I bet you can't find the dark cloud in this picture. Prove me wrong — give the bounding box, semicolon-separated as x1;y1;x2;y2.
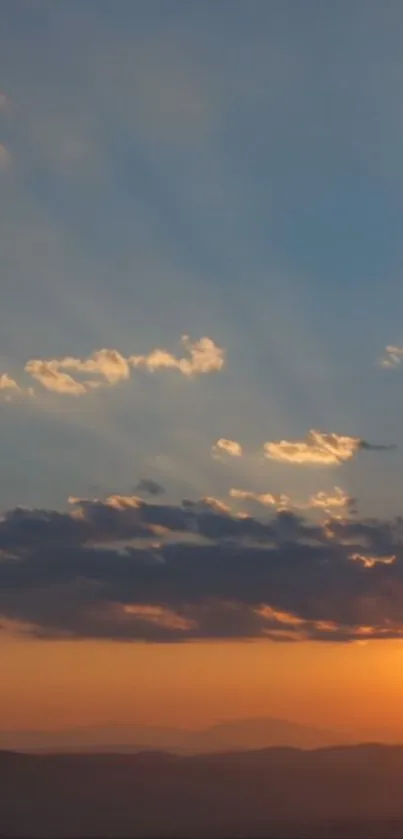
0;495;403;643
135;478;165;496
359;441;397;452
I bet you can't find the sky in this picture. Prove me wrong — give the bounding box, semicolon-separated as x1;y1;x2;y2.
2;0;403;740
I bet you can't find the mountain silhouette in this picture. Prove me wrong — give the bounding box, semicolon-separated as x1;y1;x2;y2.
0;716;351;753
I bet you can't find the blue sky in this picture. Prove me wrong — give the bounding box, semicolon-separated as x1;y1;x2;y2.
1;0;403;522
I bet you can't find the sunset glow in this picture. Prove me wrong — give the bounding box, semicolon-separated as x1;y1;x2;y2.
2;1;403;760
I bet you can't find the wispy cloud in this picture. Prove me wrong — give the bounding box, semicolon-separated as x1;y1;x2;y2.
0;373;20;394
264;429;395;466
0;374;32;403
212;438;243;459
380;345;403;368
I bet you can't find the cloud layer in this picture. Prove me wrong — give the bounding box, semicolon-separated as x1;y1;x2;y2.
1;492;403;643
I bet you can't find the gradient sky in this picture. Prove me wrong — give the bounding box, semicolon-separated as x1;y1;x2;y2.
2;0;403;739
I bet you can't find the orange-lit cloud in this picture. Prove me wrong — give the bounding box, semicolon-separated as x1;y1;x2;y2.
230;486;354;517
212;438;243;458
183;496;232;515
309;487;350;510
230;488;290;509
264;429;394;466
123;605;197;632
264;430;361;465
0;374;21;396
350;553;396;569
256;605;306;627
57;349;131;384
0;374;34;403
130;335;224;376
21;335;224;396
25;360;87;395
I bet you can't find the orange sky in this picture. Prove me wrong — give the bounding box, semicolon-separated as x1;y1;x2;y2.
2;631;403;741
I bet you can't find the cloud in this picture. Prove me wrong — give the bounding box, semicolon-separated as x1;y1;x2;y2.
135;479;165;496
0;374;21;398
380;345;403;368
307;487;356;516
24;360;87;395
212;438;243;458
230;488;290;510
182;496;232;515
22;335;224;396
264;429;395;466
230;486;355;517
359;440;397;452
0;374;33;403
129;336;224;376
1;492;403;642
350;553;396;569
57;349;131;384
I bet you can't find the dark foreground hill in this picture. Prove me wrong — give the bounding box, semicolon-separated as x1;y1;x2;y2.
1;744;403;837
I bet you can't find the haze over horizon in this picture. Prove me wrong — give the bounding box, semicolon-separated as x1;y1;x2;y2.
0;714;355;754
3;0;403;751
